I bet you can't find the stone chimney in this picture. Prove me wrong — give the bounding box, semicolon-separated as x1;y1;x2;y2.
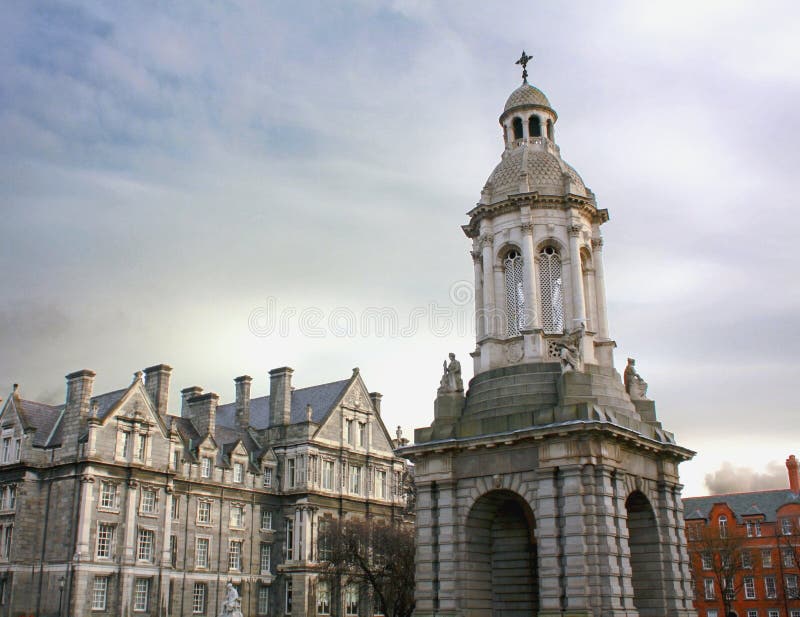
181;386;203;417
66;369;96;419
787;455;800;494
187;392;218;437
235;375;252;429
269;367;293;426
369;392;383;415
143;364;172;416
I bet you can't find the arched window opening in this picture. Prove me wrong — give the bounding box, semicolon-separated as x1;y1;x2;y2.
528;115;541;137
538;246;563;334
719;515;728;538
512;117;524;140
546;119;554;140
626;491;666;617
504;250;525;336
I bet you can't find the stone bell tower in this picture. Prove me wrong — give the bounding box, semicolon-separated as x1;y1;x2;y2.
402;54;697;617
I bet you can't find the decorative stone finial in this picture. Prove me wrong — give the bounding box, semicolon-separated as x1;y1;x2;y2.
133;371;143;383
12;384;18;394
396;425;403;440
306;404;313;422
516;50;533;82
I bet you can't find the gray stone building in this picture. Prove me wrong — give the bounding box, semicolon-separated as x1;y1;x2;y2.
0;363;408;616
401;60;698;617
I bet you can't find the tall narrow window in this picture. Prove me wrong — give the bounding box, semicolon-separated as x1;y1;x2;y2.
504;250;525;336
718;515;728;538
546;119;554;140
229;540;243;570
512;117;523;140
538;246;564;333
529;115;541;137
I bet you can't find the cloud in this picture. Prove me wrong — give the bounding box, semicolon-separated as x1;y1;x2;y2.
705;461;789;494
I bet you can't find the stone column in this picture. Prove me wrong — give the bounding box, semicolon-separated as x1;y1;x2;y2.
493;264;507;337
294;508;302;561
657;482;697;617
592;466;627;616
480;234;496;337
414;481;436;616
560;464;592;616
520;222;538;329
471;250;485;340
611;472;637;612
435;480;459;617
161;488;173;566
568;224;587;330
74;474;95;560
591;238;610;338
123;480;138;564
534;468;564;617
584;263;597;333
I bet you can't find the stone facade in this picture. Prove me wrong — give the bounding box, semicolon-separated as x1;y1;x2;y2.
0;364;409;617
401;71;698;617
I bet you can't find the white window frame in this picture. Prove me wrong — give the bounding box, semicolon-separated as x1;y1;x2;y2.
768;611;779;617
701;552;712;570
718;514;728;538
783;518;794;535
229;540;243;571
134;578;150;612
230;504;244;528
135;433;147;462
233;462;244;483
345;584;358;616
317;580;330;615
350;465;361;495
765;576;777;598
99;481;117;510
742;550;752;568
747;611;758;617
92;576;109;610
192;582;206;615
197;501;212;524
261;508;273;530
260;542;271;574
786;574;799;598
704;578;715;600
744;576;756;599
195;536;210;569
357;422;366;447
258;585;269;615
322;460;334;490
96;522;114;559
137;528;154;562
140;488;157;514
263;468;273;488
201;457;212;478
762;549;773;568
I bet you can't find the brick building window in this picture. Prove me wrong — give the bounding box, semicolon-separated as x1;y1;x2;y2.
744;576;756;599
746;520;762;537
765;576;777;598
704;578;715;600
747;611;758;617
99;482;117;509
96;523;114;558
195;537;210;569
134;578;150;612
92;576;109;610
763;549;773;568
783;519;794;535
229;540;242;570
786;575;799;599
742;550;753;568
767;611;779;617
192;583;207;614
784;548;795;568
701;552;712;570
707;610;718;617
137;529;154;562
718;515;728;538
260;542;271;573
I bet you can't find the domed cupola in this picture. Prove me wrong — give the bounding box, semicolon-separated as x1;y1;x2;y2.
481;54;590;205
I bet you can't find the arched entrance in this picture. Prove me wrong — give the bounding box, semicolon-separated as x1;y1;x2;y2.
465;490;538;616
625;491;665;617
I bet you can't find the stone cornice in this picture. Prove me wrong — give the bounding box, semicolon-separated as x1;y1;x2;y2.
399;419;695;463
463;192;609;238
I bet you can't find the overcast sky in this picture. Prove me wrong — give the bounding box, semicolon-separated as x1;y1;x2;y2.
2;1;798;497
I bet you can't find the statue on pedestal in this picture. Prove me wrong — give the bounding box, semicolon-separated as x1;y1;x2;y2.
219;583;244;617
624;357;649;400
438;353;463;393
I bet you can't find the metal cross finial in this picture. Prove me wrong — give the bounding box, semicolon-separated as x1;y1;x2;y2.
516;50;533;82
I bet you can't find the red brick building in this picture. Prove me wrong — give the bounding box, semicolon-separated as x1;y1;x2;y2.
684;457;800;617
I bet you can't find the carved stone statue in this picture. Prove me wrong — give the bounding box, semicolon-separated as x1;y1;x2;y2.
624;357;649;400
554;324;584;373
219;583;243;617
438;353;464;393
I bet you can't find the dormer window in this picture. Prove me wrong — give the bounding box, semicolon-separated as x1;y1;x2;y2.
512;117;523;140
529;115;541;137
233;462;244;483
201;457;212;478
718;514;728;538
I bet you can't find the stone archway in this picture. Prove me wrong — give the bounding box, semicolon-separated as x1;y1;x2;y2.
625;490;665;617
465;490;538;616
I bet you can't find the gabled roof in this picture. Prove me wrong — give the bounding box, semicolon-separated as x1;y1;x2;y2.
683;489;800;523
91;389;127;420
7;397;64;447
215;379;350;431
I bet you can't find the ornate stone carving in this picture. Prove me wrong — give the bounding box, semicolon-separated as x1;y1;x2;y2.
479;233;494;249
470;250;482;263
624;357;649;400
520;222;533;235
506;341;524;363
438;353;464;393
591;237;604;250
568;224;582;237
552;324;585;373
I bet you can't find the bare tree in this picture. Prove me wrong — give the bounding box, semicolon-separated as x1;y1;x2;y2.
318;517;415;617
689;524;747;617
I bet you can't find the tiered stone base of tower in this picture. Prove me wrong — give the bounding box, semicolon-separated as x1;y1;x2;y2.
405;363;696;617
